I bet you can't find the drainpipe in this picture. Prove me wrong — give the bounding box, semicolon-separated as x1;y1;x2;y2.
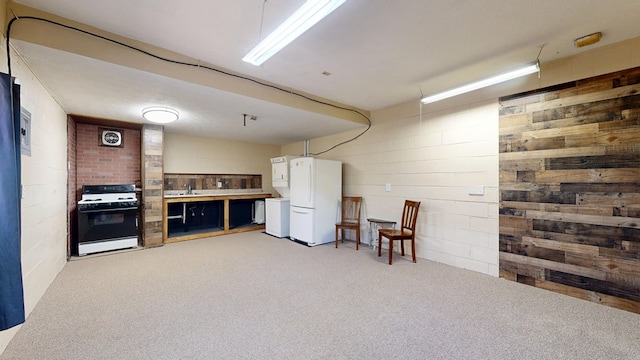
303;139;310;157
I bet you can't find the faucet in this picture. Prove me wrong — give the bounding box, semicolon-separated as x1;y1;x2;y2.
184;184;192;195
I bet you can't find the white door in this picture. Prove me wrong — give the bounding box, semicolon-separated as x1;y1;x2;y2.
290;206;314;244
290;158;315;208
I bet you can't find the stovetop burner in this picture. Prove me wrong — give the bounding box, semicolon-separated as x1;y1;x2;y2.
78;184;138;212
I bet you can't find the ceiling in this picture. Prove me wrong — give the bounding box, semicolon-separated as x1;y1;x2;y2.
7;0;640;145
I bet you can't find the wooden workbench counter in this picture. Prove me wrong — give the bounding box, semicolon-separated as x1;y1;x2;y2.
163;193;272;243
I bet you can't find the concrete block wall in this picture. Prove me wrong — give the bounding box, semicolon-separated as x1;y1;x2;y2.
282;36;640;277
416;102;499;275
0;34;68;352
283;100;500;275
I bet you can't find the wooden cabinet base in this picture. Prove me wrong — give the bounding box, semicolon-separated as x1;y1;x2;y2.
163;193;271;243
164;224;265;243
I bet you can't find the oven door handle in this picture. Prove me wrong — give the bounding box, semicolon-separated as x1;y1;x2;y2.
78;206;139;213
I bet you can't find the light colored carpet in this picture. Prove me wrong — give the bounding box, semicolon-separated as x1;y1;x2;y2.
1;231;639;359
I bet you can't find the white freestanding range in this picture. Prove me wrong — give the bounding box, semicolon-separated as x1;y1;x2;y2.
265;156;295;237
289;157;342;246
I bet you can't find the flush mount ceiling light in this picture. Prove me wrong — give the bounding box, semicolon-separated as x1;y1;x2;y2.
242;0;347;66
574;32;602;48
421;61;540;104
142;106;179;123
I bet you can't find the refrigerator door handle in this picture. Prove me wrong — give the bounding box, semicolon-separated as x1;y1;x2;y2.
308;164;312;203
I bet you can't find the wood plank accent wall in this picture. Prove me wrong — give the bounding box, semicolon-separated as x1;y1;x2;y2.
499;67;640;314
141;124;164;247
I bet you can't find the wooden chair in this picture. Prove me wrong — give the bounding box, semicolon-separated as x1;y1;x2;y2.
335;196;363;250
378;200;421;265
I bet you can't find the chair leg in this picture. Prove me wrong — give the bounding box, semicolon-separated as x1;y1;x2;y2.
378;233;382;257
389;239;393;265
355;228;360;250
335;227;338;248
400;239;405;256
411;237;416;263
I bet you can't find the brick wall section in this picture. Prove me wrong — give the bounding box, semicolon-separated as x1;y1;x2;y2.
75;123;141;197
67;116;77;257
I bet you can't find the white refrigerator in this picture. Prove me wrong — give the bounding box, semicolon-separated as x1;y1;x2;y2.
289;157;342;246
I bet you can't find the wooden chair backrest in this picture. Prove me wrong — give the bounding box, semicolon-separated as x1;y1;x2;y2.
400;200;421;232
341;196;362;224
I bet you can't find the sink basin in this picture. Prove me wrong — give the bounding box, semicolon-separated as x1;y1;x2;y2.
164;192;205;198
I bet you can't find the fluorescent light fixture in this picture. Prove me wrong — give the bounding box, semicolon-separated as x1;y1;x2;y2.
421;61;540;104
242;0;347;66
142;106;179;123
